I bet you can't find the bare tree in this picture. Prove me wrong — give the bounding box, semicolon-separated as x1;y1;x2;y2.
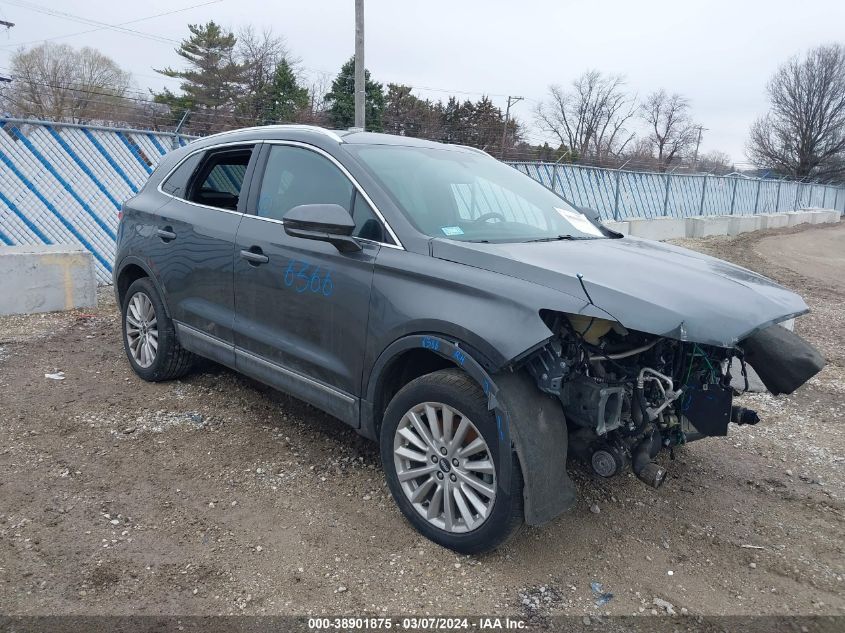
298;72;332;125
535;71;637;162
0;42;131;122
235;26;294;123
620;137;661;171
747;44;845;182
696;150;734;175
639;89;698;170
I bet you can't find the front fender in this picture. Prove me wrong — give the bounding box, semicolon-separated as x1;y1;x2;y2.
365;334;575;526
364;248;610;379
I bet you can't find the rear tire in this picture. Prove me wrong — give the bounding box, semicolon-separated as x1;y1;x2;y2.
121;277;194;382
381;368;523;554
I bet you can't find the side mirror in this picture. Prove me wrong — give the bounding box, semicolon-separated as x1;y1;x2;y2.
282;204;361;252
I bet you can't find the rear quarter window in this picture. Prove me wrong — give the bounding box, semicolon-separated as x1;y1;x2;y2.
160;152;203;198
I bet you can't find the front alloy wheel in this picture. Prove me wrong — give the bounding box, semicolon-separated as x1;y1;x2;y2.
381;369;524;554
394;402;496;533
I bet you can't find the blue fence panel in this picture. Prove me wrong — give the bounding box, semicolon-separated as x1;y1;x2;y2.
0;119;182;282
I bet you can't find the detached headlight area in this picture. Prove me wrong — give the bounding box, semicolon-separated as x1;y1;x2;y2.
518;310;816;488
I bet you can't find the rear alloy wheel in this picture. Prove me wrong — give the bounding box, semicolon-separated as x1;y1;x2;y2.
381;369;523;554
125;292;158;368
121;277;194;382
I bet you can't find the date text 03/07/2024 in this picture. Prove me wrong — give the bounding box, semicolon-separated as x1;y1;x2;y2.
306;616;527;630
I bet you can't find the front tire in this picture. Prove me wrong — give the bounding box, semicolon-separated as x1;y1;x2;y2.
121;277;194;382
381;369;523;554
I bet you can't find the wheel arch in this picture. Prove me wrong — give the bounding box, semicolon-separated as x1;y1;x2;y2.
114;257;170;317
363;333;576;526
362;333;500;442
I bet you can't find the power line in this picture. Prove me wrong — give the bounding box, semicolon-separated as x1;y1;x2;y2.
0;0;224;47
0;62;738;173
0;73;538;134
0;2;540;118
0;14;11;81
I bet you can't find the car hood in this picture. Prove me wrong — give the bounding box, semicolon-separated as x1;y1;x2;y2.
430;236;808;348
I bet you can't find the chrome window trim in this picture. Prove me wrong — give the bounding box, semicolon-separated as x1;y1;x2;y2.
259;140;404;250
156;140;261;217
155;138;404;250
237;212;399;250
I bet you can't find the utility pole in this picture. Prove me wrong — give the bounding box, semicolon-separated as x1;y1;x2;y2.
499;95;523;158
0;20;13;83
692;125;707;166
353;0;365;130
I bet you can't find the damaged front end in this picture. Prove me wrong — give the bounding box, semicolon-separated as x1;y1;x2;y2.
522;311;825;488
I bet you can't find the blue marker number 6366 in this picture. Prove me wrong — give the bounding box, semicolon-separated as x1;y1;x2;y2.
284;259;333;296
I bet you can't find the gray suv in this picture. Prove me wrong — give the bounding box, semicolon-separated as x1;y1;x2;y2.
114;125;823;553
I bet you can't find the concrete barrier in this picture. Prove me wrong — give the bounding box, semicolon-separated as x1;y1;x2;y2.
627;217;687;240
603;220;630;235
0;245;97;316
805;210;829;224
727;215;762;236
612;207;839;242
686;216;730;238
798;207;839;223
785;211;813;226
758;213;789;230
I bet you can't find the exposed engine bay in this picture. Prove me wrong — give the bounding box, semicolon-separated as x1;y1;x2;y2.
523;311;825;488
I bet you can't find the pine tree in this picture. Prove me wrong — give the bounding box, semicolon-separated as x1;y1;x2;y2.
265;59;309;124
382;84;439;138
153;22;244;132
472;96;507;151
324;57;385;131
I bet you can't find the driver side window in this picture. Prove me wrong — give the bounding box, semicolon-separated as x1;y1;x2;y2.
257;146;354;221
256;145;391;243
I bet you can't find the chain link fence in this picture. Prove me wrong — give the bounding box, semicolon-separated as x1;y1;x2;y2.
1;118;843;282
511;162;845;221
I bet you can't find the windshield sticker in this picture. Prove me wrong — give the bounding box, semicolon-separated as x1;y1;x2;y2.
555;207;603;237
441;226;464;236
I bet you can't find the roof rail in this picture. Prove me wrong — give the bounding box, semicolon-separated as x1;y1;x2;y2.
200;124;344;143
457;144;491;157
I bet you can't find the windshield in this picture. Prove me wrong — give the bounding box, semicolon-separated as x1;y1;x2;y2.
345;144;606;242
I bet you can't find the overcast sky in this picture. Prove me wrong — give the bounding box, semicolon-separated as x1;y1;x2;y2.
1;0;843;164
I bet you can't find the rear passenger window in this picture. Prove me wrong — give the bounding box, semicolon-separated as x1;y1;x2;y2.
257;145;354;221
187;147;253;211
160;152;202;198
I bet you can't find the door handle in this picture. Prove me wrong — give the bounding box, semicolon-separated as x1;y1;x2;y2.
240;248;269;265
156;227;176;242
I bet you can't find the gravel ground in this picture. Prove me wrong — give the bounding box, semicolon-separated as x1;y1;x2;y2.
0;222;843;619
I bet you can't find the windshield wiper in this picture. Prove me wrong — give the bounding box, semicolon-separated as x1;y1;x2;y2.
523;234;588;243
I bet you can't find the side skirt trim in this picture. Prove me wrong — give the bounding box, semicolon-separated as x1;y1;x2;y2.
175;321;235;367
175;321;359;428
